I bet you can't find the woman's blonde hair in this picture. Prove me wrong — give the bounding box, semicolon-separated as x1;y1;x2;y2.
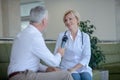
63;9;80;25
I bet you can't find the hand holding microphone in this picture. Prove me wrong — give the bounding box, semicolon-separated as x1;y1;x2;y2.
57;34;68;56
57;48;65;56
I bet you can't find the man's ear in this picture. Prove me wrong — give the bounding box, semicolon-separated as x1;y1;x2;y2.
41;18;46;25
42;17;48;27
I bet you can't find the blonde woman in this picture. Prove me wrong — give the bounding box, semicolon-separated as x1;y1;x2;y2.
54;9;92;80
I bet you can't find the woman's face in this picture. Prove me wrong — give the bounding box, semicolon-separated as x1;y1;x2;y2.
64;12;78;30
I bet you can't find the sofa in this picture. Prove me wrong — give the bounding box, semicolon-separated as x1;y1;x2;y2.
98;43;120;80
0;41;120;80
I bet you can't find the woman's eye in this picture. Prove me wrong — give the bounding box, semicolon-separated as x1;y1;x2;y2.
64;19;67;22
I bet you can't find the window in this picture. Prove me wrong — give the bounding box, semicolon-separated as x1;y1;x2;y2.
20;1;44;30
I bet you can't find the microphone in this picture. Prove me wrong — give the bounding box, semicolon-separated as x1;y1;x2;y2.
61;35;68;48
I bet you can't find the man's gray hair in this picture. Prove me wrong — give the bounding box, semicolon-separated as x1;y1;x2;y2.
30;6;48;23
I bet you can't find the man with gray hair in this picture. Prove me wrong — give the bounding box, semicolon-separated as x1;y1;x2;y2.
8;6;73;80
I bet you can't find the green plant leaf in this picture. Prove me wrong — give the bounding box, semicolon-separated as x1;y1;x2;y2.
79;20;105;69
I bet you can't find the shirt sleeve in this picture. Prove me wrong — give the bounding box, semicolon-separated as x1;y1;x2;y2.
79;33;91;66
32;36;62;67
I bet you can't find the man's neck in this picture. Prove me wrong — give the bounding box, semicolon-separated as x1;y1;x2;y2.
31;23;43;32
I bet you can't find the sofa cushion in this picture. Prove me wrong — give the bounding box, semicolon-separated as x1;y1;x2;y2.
101;62;120;74
0;63;8;80
0;43;11;63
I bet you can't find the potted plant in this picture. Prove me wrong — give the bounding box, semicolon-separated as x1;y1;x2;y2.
79;20;105;69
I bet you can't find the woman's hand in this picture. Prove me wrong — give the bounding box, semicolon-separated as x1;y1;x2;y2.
67;63;83;72
67;68;75;72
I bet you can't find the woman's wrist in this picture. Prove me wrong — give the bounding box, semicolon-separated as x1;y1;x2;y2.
67;68;75;72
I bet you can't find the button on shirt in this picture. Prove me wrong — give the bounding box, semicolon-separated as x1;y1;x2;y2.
54;29;92;76
8;25;61;75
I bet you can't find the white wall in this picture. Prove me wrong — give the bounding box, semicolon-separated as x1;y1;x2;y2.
44;0;117;41
8;0;21;37
1;0;21;38
0;0;119;41
0;0;3;37
116;0;120;41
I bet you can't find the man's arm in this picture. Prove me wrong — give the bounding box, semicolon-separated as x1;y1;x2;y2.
32;36;64;67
